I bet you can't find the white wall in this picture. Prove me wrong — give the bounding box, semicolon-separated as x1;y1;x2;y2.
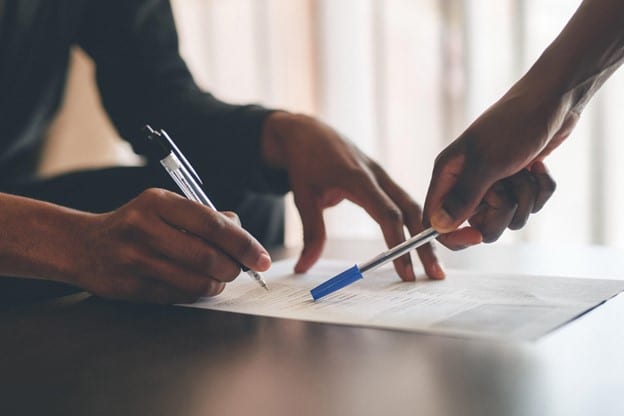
45;0;624;250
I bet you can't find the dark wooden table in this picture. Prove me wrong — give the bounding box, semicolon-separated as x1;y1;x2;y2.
1;240;623;416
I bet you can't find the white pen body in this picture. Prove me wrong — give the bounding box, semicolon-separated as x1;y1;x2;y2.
160;152;269;290
160;153;216;210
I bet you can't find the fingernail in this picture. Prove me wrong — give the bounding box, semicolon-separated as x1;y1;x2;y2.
431;262;445;280
430;208;454;232
257;253;271;270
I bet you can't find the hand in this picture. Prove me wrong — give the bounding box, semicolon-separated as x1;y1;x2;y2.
262;111;456;281
423;78;578;247
436;163;556;248
72;188;271;304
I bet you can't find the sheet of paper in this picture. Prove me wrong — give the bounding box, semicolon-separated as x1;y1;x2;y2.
182;259;624;340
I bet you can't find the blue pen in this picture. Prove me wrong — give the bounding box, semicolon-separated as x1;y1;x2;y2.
310;227;439;300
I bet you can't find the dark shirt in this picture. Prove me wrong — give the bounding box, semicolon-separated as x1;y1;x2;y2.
0;0;288;193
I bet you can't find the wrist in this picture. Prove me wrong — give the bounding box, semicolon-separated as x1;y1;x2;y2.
511;63;577;138
521;49;578;114
261;111;307;170
0;195;96;286
51;210;100;287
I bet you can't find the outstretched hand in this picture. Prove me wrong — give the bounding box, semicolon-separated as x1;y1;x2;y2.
423;80;578;247
262;111;474;281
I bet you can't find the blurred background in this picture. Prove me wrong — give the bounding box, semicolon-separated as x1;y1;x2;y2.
43;0;624;250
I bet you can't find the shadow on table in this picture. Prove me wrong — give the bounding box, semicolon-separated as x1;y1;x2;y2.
0;294;546;416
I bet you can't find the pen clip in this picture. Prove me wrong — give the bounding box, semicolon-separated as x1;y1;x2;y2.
159;128;204;186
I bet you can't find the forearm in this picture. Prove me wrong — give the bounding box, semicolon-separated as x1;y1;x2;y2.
523;0;624;113
0;193;90;285
81;0;287;194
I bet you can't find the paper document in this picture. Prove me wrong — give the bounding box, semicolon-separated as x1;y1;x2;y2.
183;259;624;340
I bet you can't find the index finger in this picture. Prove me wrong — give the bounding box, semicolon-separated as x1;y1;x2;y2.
152;190;271;272
342;173;416;281
370;163;445;280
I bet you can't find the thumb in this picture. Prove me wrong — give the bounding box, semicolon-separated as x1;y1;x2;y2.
293;189;326;274
424;152;495;233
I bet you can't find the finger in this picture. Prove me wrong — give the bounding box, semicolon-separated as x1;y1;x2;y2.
507;169;538;230
150;190;271;271
469;181;517;243
342;173;415;282
141;278;225;304
530;161;556;212
371;163;444;280
436;226;483;250
424;149;495;234
140;278;223;304
145;219;242;282
138;251;230;295
293;188;326;274
110;276;213;305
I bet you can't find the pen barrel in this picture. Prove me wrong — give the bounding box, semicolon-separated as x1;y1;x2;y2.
152;132;269;291
358;227;439;274
161;153;216;210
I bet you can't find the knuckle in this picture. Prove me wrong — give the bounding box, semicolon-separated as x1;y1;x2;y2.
433;147;454;168
221;211;240;224
511;171;537;195
347;167;372;186
407;200;423;215
118;208;149;238
524;170;539;192
367;160;386;178
542;176;557;193
403;202;423;225
222;211;241;226
123;207;143;226
201;211;225;239
383;206;404;225
489;187;517;210
141;187;168;202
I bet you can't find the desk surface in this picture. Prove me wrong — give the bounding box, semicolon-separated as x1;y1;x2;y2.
1;240;623;416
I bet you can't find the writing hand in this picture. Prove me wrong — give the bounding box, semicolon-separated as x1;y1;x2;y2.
74;188;271;303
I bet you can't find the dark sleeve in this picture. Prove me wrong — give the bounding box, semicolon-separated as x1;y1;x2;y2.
77;0;289;195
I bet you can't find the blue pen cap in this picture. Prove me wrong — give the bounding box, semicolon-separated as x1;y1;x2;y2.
310;265;363;301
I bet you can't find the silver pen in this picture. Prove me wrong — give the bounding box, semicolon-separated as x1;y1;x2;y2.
143;125;269;291
310;203;488;299
310;227;438;300
357;227;439;273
